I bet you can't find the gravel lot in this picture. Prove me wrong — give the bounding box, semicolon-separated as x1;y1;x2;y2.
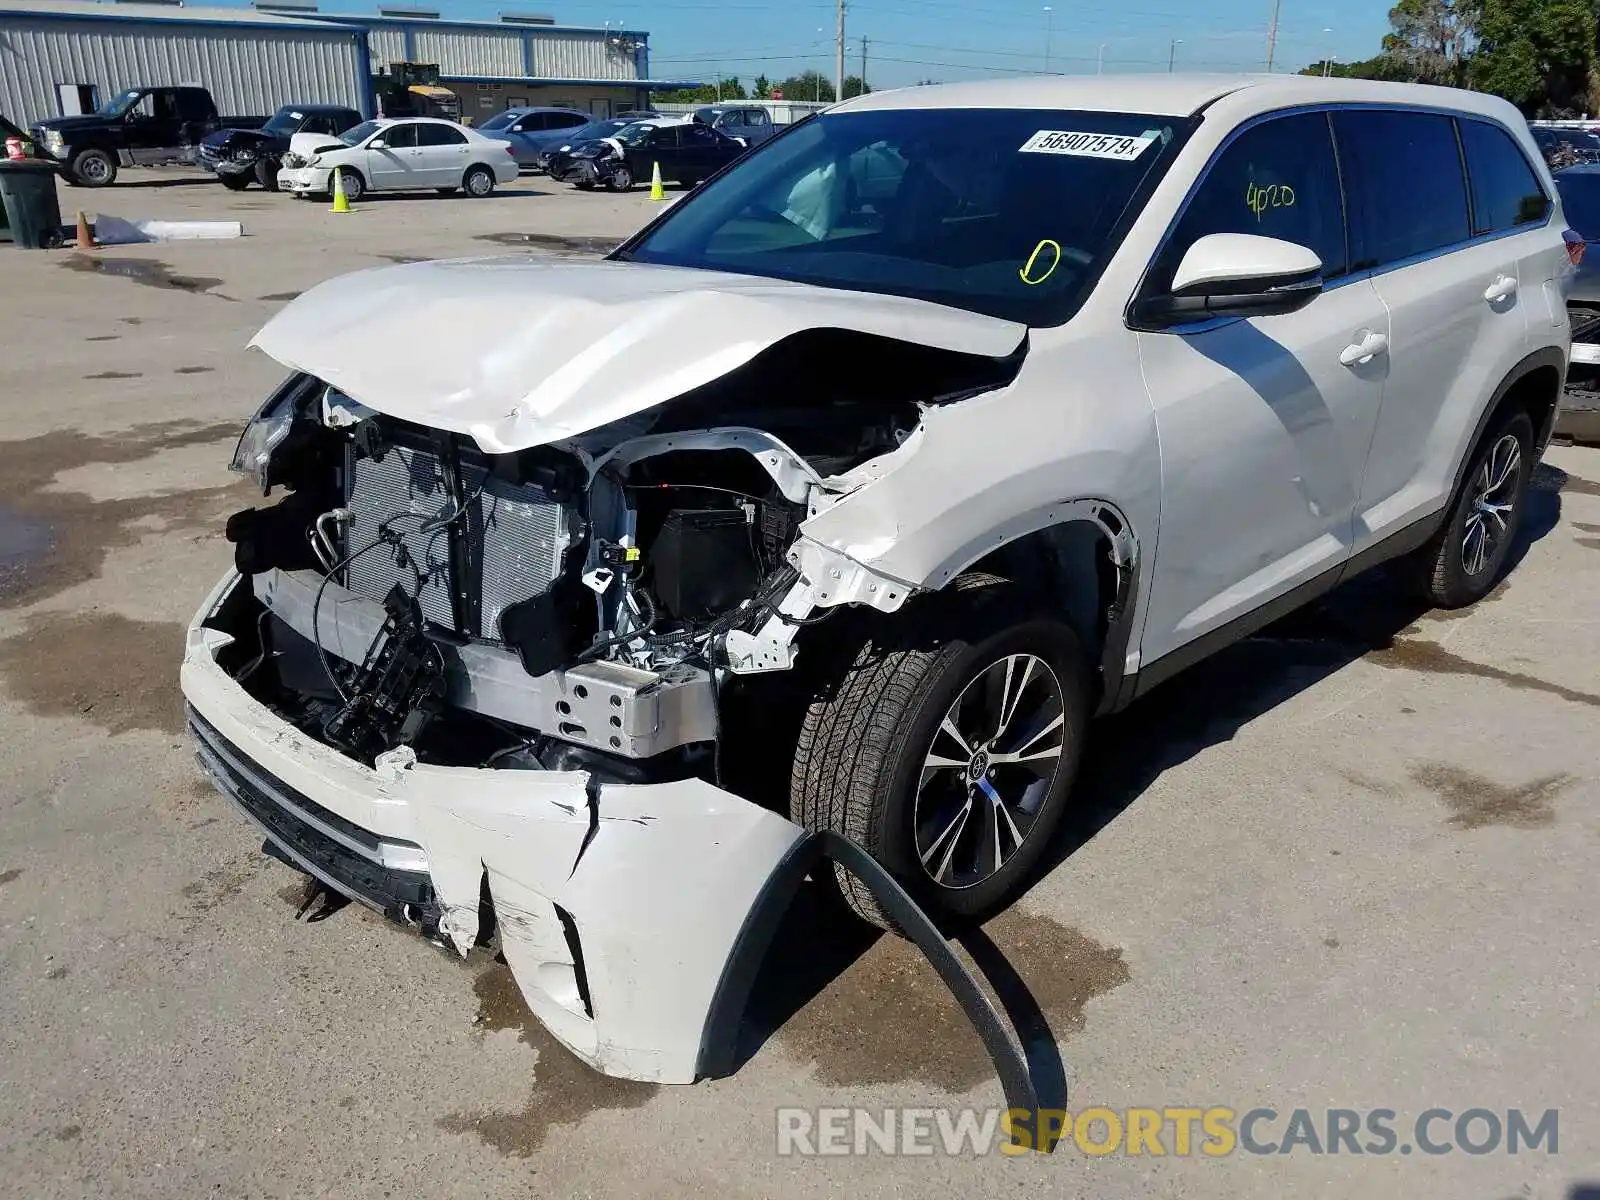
1;166;1598;1200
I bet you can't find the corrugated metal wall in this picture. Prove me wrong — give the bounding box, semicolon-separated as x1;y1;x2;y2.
410;27;521;78
527;30;634;81
365;25;405;68
0;16;365;125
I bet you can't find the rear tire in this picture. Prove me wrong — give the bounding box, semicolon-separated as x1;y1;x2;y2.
789;573;1089;931
463;165;495;197
1397;408;1534;607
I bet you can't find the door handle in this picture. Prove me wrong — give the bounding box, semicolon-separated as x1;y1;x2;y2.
1339;330;1389;366
1483;274;1518;302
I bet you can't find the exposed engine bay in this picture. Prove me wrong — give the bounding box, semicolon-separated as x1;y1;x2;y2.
218;329;1022;782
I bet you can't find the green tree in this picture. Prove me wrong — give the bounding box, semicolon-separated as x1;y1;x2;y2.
1468;0;1593;111
777;70;836;102
656;77;747;104
842;75;870;98
1298;54;1413;78
753;74;771;98
1381;0;1472;83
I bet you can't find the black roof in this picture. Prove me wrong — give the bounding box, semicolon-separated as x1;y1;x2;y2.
277;103;362;113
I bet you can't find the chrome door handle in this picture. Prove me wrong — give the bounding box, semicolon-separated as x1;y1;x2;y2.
1339;331;1389;366
1483;274;1518;302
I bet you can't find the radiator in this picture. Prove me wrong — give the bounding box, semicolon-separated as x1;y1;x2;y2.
344;440;572;641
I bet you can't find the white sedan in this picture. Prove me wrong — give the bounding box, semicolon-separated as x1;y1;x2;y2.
276;117;519;200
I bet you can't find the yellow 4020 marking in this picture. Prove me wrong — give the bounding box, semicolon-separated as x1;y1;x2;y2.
1020;239;1063;285
1246;180;1296;219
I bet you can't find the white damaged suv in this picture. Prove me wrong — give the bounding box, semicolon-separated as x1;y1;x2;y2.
184;75;1574;1083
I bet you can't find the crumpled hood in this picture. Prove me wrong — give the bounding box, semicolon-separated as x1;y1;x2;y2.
287;130;349;158
249;257;1028;452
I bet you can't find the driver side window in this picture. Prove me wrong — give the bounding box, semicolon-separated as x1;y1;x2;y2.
378;124;418;149
1154;111;1348;291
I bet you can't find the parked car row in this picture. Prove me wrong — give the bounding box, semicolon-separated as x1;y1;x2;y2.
540;116;748;192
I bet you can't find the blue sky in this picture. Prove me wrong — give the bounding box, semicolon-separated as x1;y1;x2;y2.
315;0;1395;91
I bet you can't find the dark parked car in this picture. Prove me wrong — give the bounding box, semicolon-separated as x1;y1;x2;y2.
691;104;778;147
536;117;643;178
1532;125;1600;167
31;86;266;186
199;104;363;190
557;119;745;192
1553;164;1600;443
475;106;591;168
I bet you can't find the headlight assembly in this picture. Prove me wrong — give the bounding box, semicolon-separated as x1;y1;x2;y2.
230;374;309;494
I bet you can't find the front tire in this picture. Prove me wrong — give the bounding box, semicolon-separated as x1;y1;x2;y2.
463;165;495;197
790;574;1088;930
69;148;116;187
219;173;251;191
1398;408;1534;607
605;164;633;192
333;167;364;202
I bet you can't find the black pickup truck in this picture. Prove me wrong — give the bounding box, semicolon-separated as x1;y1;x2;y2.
198;104;363;190
30;86;266;187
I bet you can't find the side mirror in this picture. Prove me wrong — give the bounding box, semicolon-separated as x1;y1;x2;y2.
369;138;387;150
1136;233;1323;327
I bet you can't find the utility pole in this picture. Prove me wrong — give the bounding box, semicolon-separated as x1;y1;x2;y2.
834;0;846;105
1043;6;1053;72
860;35;868;95
1265;0;1280;71
1097;42;1105;73
1168;37;1180;71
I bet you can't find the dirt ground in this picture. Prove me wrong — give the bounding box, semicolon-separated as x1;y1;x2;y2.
0;166;1597;1200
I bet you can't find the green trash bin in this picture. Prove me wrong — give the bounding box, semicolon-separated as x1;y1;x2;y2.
0;159;64;249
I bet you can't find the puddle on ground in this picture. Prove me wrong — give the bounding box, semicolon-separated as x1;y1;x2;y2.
257;292;300;302
0;610;187;735
0;419;244;611
437;962;659;1156
83;371;141;381
371;254;427;265
1411;763;1571;830
1561;473;1600;498
473;232;615;255
777;907;1129;1093
1365;638;1600;708
174;366;213;375
0;868;20;885
83;335;118;343
60;255;231;300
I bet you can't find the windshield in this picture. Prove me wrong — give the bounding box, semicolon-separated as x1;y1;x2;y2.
1558;174;1600;236
263;109;304;137
614;121;661;147
625;108;1187;325
478;110;519;131
99;89;143;118
339;120;382;146
563;119;627;144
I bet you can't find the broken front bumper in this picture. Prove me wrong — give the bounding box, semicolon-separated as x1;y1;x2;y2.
180;570;809;1083
277;166;331;194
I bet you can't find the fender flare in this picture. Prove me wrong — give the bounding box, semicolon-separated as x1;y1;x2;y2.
1457;345;1566;487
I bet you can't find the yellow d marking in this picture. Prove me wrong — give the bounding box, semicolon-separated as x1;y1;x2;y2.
1020;239;1062;285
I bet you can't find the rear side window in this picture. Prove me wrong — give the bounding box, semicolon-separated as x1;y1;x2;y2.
1459;119;1549;233
1333;110;1470;269
1155;111;1347;287
552;112;586;128
416;123;466;146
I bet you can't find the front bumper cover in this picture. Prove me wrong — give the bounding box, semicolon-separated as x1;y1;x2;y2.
181;571;1044;1114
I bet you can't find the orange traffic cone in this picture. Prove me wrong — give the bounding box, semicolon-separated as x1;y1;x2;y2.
74;210;98;250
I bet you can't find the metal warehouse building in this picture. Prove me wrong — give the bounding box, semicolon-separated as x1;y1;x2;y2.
0;0;370;125
0;0;689;129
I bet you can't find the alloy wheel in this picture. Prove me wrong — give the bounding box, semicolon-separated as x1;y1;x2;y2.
1462;432;1522;576
913;653;1067;890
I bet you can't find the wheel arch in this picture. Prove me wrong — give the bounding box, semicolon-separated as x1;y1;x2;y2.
1463;346;1564;483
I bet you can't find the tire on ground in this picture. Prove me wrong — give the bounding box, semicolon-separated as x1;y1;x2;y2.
789;572;1089;931
1397;407;1534;608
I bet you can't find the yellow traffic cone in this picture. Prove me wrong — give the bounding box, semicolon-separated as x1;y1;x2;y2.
649;160;665;202
330;168;351;214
